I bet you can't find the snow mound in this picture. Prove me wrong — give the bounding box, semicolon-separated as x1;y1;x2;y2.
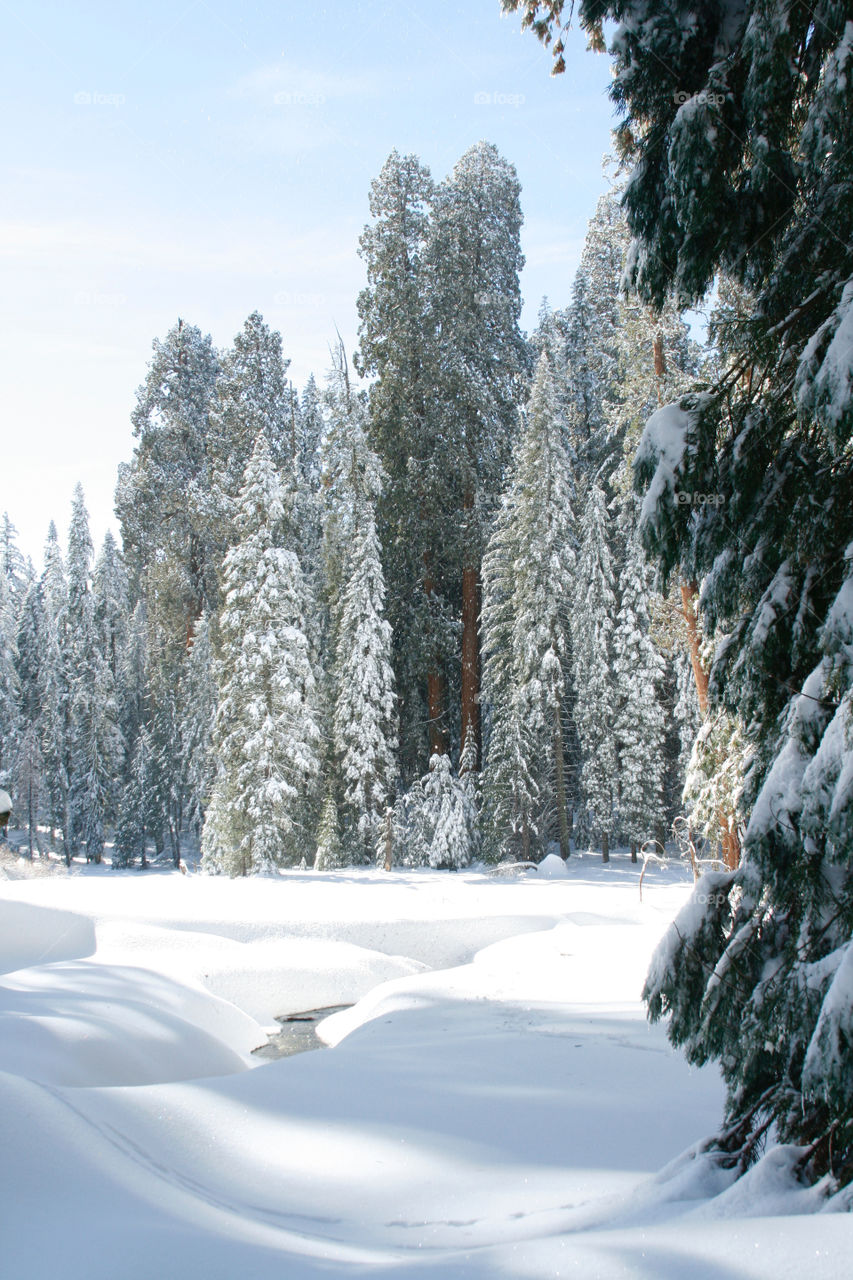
0;898;95;974
93;922;427;1025
536;852;569;879
688;1144;834;1220
0;958;259;1085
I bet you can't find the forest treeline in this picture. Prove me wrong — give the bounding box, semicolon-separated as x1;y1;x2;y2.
0;146;725;874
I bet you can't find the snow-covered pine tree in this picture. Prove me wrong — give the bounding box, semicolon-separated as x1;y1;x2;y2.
296;373;326;622
14;578;45;856
562;189;625;474
0;523;21;781
418;752;475;870
38;522;72;858
65;488;124;863
356;149;446;772
613;508;667;859
299;373;325;493
507;0;853;1189
332;500;398;863
321;344;384;629
180;611;217;842
209;311;295;543
201;437;322;875
113;725;153;870
117;318;221;647
427;141;531;765
313;786;343;871
112;601;152;869
481;352;577;861
1;514;29;619
92;532;128;678
571;480;619;860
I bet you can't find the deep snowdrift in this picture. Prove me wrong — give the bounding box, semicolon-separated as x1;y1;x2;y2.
0;857;849;1278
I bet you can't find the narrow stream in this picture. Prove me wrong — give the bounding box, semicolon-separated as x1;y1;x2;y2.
252;1005;354;1060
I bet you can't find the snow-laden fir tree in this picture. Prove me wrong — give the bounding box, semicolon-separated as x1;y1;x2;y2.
112;601;152;869
322;343;384;639
38;522;72;857
201;437;322;875
356;150;441;771
299;374;325;493
571;480;619;860
14;578;45;856
295;373;326;627
209;311;295;544
504;0;853;1190
481;352;577;861
180;611;217;842
562;187;625;473
332;500;398;863
613;507;667;859
113;725;153;870
92;532;128;681
1;514;29;619
417;752;476;870
66;489;124;862
427;141;531;764
313;786;343;871
0;524;20;781
117;318;221;646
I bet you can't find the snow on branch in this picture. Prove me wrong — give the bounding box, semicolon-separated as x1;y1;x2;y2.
796;276;853;455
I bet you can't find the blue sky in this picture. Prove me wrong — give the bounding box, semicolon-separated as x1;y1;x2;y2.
1;0;617;564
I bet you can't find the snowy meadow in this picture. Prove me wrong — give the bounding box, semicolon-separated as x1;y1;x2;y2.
1;854;850;1279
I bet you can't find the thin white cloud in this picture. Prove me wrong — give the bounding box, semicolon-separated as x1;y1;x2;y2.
227;61;384;105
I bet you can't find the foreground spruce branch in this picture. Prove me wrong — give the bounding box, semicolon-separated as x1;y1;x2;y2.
508;0;853;1189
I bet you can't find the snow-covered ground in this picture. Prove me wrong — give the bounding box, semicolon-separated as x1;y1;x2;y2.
0;854;849;1278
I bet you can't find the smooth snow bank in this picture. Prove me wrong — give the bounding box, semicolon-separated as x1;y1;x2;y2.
1;859;849;1279
0;897;95;973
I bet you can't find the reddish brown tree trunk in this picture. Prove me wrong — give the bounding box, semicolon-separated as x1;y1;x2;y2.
681;580;741;870
424;557;447;757
681;582;709;715
653;332;666;405
427;669;447;756
461;563;481;768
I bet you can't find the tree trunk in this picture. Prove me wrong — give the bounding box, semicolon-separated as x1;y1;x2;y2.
62;793;73;867
722;825;741;872
681;580;741;870
427;669;447;757
423;557;447;757
653;331;666;404
383;807;393;872
27;776;36;860
601;830;610;864
681;581;709;715
461;563;481;767
630;841;638;864
553;705;570;859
